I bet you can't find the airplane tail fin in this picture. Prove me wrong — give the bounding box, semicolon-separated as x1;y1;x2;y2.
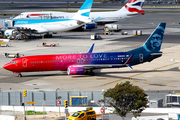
72;0;93;23
118;0;145;16
142;23;166;52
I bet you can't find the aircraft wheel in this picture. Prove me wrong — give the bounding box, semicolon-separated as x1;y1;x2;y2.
90;72;94;76
18;74;22;77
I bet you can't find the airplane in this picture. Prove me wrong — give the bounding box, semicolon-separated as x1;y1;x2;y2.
3;23;166;77
4;0;93;37
13;0;145;29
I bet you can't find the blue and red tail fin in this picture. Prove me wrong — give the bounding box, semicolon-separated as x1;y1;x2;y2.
118;0;145;15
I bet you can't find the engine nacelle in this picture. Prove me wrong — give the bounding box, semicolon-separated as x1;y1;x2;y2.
4;29;15;37
85;23;97;29
67;67;85;75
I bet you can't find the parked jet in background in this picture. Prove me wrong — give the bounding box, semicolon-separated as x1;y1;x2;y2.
5;0;93;35
3;23;166;77
14;0;145;29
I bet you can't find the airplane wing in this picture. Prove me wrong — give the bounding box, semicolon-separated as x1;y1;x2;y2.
94;17;120;24
16;26;48;34
151;53;162;56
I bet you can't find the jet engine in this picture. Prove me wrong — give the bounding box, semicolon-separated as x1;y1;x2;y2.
67;67;85;75
85;23;97;29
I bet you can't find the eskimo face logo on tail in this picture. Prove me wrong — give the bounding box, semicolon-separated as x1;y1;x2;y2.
150;33;162;49
125;0;145;14
143;25;165;52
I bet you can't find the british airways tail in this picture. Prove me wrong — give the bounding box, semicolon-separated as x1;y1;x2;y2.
118;0;145;16
72;0;93;23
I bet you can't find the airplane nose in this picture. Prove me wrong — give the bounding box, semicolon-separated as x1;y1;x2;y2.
3;63;11;71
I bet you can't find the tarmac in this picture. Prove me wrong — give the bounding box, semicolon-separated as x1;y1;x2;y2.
0;3;180;120
0;22;180;91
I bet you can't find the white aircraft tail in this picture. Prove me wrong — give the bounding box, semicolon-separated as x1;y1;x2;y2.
72;0;93;23
118;0;145;16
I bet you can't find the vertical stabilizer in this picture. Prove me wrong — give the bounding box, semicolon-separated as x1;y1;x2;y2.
72;0;93;22
142;23;166;52
118;0;145;16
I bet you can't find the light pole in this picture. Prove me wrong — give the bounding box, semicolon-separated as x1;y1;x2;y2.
56;88;61;119
102;89;105;116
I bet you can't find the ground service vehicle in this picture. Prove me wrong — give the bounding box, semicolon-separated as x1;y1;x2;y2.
68;109;98;120
42;42;59;47
0;40;11;47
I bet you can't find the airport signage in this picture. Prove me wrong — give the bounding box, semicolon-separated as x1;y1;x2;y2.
27;101;36;104
100;108;104;113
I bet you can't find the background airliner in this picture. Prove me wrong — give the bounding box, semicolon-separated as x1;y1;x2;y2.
3;23;166;77
5;0;93;35
14;0;145;28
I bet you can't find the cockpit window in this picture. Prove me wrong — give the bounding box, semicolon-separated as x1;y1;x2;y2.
10;61;17;64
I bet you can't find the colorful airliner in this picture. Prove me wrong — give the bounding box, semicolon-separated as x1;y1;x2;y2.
14;0;145;26
3;23;166;77
5;0;93;35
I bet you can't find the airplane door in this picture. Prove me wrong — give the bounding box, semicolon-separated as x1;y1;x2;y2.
139;53;143;62
22;58;28;67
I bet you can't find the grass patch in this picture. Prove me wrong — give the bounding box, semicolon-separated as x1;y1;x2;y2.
25;110;47;115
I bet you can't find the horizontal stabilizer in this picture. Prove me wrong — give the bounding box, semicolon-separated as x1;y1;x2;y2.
151;53;162;56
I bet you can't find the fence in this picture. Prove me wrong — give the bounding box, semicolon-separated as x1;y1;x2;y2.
0;90;180;107
0;91;104;107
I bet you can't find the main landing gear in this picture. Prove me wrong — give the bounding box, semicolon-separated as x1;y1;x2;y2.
89;71;94;76
85;70;94;76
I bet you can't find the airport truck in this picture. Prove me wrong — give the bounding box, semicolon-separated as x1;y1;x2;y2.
3;53;24;58
104;24;122;32
0;40;11;47
165;93;180;107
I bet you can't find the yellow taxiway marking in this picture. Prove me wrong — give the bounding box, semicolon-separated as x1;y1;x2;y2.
100;62;179;87
169;86;177;88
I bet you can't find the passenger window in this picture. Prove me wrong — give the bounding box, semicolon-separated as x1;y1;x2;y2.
79;113;84;118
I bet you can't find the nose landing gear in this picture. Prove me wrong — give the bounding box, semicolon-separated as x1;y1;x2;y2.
18;74;22;77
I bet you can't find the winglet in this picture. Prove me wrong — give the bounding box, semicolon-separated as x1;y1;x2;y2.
124;54;134;69
88;43;95;53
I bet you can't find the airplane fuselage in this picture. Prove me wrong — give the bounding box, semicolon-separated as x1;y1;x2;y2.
3;51;160;73
13;19;82;33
